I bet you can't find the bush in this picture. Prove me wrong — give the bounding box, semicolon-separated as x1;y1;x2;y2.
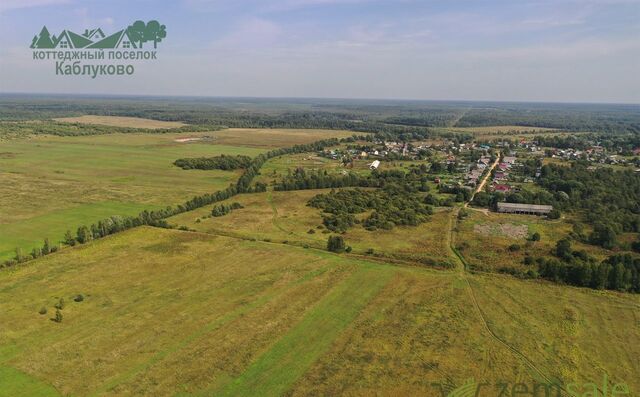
54;298;65;310
508;244;521;252
307;229;316;234
530;232;541;241
547;209;561;219
366;248;375;255
345;246;353;253
327;235;346;253
74;294;84;302
39;307;47;315
53;309;63;323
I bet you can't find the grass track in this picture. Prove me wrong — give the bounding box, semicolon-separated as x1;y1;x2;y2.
212;264;393;397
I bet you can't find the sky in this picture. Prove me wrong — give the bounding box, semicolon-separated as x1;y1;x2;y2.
0;0;639;103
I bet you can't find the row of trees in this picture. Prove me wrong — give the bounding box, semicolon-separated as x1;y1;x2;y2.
174;155;253;171
212;202;243;217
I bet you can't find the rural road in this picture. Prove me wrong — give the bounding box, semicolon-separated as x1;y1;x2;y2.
466;152;500;207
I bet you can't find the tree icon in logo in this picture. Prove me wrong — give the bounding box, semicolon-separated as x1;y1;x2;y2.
126;20;167;49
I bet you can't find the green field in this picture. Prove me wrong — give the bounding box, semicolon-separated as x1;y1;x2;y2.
0;132;265;260
0;227;637;396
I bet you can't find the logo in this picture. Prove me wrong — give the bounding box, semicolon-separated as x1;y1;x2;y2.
30;20;167;78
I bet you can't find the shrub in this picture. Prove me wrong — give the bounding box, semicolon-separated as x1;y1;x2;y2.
39;307;47;315
54;298;65;310
307;229;316;234
53;309;63;323
508;244;521;252
530;232;541;241
345;246;353;253
327;236;346;253
74;294;84;302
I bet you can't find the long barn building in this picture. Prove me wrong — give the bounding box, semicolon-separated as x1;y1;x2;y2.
497;202;553;215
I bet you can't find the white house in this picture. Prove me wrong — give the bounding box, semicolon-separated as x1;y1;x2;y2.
369;160;380;170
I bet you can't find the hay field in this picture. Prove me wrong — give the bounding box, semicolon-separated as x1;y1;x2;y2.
0;227;637;396
53;116;186;129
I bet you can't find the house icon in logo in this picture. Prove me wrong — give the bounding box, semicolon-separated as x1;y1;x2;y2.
30;21;166;50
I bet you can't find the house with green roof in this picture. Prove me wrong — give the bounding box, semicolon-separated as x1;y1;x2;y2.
87;29;138;49
53;30;94;49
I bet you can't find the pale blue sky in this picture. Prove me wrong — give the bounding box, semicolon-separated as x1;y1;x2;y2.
0;0;638;102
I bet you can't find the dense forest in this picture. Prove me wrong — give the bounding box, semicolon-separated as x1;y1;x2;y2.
2;95;639;140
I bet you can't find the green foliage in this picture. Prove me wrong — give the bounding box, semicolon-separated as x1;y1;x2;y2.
327;236;346;253
54;298;65;310
174;155;253;171
212;202;244;217
38;307;47;315
53;309;63;323
308;188;433;233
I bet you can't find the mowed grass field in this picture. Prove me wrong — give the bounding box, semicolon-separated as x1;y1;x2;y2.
53;116;186;129
169;189;455;267
0;227;638;396
0;132;260;261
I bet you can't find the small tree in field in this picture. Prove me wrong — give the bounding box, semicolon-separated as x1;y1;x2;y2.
327;236;345;253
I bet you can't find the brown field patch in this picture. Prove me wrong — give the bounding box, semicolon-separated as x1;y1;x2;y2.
53;115;186;129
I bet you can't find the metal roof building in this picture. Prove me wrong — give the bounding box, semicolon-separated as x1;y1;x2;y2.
497;202;553;215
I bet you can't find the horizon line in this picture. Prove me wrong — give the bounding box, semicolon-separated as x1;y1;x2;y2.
1;91;639;107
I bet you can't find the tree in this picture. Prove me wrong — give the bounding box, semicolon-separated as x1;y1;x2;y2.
34;26;55;49
64;230;76;246
327;235;345;253
144;20;166;49
76;226;93;244
556;238;572;261
127;20;147;48
42;238;51;255
53;309;63;323
590;223;617;249
530;232;541;242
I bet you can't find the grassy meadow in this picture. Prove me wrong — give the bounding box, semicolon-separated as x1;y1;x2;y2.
0;227;637;396
169;189;455;267
0;124;359;261
0;132;265;261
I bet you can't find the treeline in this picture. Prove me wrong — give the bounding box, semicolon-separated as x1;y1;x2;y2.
274;164;438;193
1;137;345;269
174;155;253;170
0;120;217;140
533;133;640;153
307;187;433;232
212;202;243;217
533;238;640;293
538;164;640;237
